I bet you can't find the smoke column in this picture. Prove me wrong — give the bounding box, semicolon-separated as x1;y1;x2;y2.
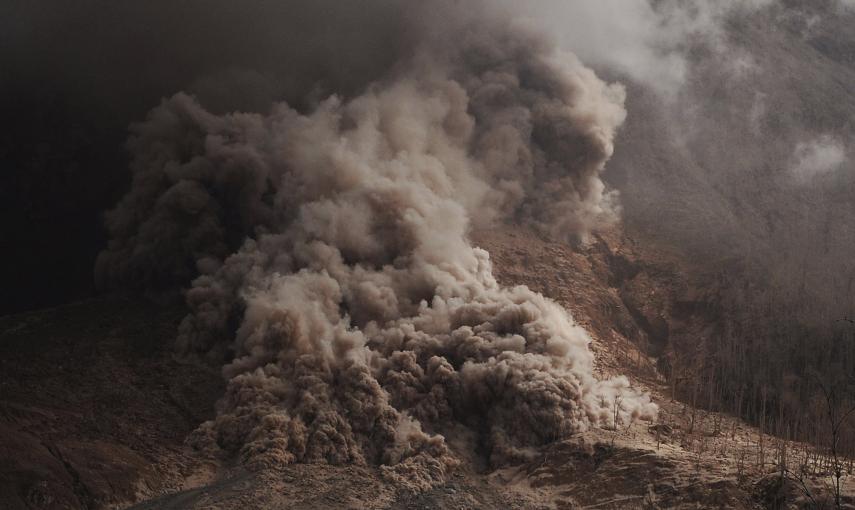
97;1;655;490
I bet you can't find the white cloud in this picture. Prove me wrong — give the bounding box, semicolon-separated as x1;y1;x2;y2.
791;136;847;181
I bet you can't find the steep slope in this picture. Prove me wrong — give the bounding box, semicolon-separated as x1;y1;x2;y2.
5;225;850;509
0;298;223;509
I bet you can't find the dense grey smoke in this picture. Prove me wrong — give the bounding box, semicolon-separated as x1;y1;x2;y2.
0;0;419;314
97;1;654;490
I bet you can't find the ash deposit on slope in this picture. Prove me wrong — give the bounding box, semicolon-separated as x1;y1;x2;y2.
96;1;655;490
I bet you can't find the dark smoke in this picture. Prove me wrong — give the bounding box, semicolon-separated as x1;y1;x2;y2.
0;0;414;314
95;1;654;490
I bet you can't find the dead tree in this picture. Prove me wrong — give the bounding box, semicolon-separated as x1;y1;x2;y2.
811;369;855;509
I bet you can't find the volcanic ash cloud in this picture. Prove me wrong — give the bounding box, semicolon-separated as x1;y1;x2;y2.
97;11;655;491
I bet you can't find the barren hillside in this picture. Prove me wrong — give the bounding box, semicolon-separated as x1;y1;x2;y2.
3;226;850;509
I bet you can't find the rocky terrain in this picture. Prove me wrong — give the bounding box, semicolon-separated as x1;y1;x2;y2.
2;225;851;509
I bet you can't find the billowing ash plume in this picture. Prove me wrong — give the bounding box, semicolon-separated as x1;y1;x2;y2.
97;1;654;490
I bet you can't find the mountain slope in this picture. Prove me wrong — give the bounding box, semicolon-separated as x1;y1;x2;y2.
3;226;849;509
